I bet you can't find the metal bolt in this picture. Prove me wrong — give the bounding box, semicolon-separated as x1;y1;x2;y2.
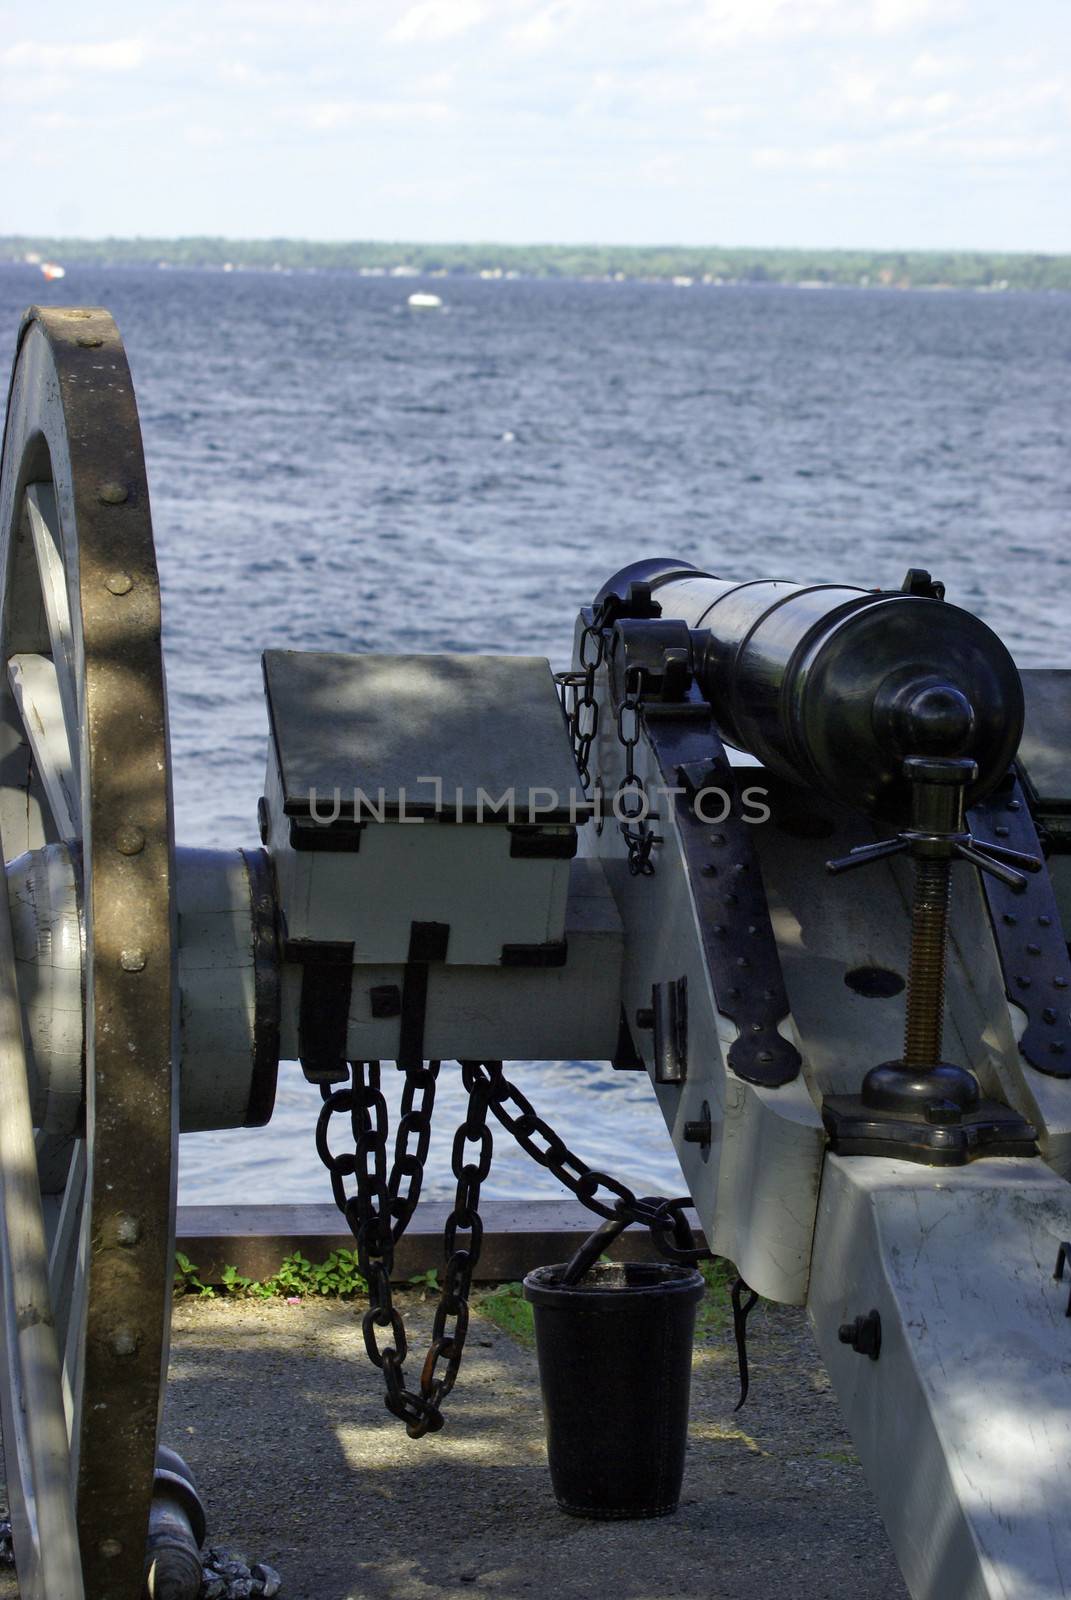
112;1328;137;1357
105;572;133;595
701;863;718;876
683;1121;708;1142
1051;1042;1067;1056
711;924;726;936
634;1007;654;1030
1057;978;1069;990
115;824;145;855
98;481;128;505
1008;799;1021;812
838;1309;881;1360
736;956;749;969
116;1214;140;1246
1003;913;1018;926
1028;943;1042;956
757;1050;774;1064
1043;1008;1059;1024
1018;976;1032;990
98;1538;123;1560
995;826;1010;839
1039;915;1053;927
120;948;146;972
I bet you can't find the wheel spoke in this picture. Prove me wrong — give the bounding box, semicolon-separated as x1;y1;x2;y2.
8;654;78;840
23;486;81;801
0;824;84;1597
48;1140;86;1361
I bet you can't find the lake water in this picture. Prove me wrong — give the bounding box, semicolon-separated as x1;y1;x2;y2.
1;265;1069;1207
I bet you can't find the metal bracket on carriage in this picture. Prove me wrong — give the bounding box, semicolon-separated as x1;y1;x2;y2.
969;771;1071;1078
641;703;802;1089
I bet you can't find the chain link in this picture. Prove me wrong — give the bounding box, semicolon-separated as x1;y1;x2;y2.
465;1061;708;1264
315;1053;709;1439
556;607;658;875
617;667;657;877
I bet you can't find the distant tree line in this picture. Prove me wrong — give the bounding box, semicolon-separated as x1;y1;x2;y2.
2;235;1069;291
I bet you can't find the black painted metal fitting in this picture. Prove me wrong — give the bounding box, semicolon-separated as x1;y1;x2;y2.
838;1309;882;1360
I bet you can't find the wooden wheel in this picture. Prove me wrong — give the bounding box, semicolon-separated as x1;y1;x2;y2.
0;307;177;1598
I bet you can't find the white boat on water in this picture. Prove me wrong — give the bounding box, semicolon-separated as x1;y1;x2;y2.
407;291;443;310
40;262;65;281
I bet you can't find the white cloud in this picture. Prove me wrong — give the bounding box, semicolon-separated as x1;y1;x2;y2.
1;37;146;71
909;48;968;79
753;143;855;170
298;98;455;130
389;0;487;43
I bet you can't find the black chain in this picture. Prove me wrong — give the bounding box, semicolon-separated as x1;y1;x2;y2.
616;667;657;876
469;1061;707;1264
315;1056;711;1437
315;1059;499;1438
556;610;658;875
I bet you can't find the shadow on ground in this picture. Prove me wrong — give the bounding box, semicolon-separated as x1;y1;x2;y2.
153;1290;906;1600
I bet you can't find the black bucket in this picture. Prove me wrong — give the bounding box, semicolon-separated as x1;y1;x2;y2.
523;1258;705;1519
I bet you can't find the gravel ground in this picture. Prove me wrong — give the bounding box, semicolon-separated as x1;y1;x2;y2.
0;1290;907;1599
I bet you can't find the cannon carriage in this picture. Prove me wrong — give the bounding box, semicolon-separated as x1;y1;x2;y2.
1;305;1070;1599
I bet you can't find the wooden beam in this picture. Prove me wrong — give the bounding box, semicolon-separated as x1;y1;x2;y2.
176;1199;705;1284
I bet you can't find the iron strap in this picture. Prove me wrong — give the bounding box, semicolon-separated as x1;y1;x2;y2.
968;773;1071;1077
642;705;802;1088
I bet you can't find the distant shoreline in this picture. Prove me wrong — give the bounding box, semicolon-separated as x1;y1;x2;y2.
3;236;1069;292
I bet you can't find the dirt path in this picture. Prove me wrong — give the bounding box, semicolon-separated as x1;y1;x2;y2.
148;1290;906;1600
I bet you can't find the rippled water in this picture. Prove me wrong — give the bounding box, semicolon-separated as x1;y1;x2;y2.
1;266;1068;1205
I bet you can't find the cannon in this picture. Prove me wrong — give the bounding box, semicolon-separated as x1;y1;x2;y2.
1;306;1069;1599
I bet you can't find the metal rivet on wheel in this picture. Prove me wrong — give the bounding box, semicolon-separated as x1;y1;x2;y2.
1057;978;1069;990
111;1329;137;1357
105;572;133;595
116;1215;140;1247
98;481;128;505
115;824;146;856
1044;1007;1059;1023
120;949;146;972
98;1538;123;1560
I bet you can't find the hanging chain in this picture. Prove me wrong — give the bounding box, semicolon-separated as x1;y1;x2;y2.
315;1059;497;1439
556;604;608;791
314;1056;711;1436
616;666;657;877
556;608;658;876
469;1061;707;1263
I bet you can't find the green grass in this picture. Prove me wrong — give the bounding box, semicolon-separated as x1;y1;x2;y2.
696;1257;736;1335
475;1281;536;1346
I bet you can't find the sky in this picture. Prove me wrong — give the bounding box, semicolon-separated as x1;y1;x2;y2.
0;0;1068;252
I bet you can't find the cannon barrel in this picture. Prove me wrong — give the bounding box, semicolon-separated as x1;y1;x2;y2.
596;558;1024;820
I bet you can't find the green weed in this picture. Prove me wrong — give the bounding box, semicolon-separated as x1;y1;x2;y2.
476;1281;535;1346
173;1248;368;1301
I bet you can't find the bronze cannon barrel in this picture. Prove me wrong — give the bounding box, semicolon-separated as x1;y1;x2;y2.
594;558;1024;820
